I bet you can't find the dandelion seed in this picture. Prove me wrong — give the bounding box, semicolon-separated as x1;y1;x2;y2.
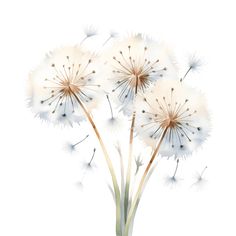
165;159;181;186
102;34;177;112
65;134;89;153
103;30;119;46
80;25;98;45
135;155;144;175
180;55;202;82
76;181;84;190
136;79;210;157
28;46;102;125
78;148;96;188
106;94;114;120
191;166;208;188
104;94;124;130
82;148;96;169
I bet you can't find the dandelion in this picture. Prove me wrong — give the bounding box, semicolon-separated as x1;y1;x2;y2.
29;46;121;234
28;46;102;125
103;34;177;109
102;35;177;221
124;79;210;236
136;79;210;157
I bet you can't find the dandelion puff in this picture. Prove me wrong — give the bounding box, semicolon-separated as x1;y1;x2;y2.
28;46;102;126
65;134;89;154
102;34;178;114
136;79;210;158
190;166;208;189
180;54;202;82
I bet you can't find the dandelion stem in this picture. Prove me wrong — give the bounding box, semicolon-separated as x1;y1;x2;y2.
124;127;168;236
124;111;136;223
71;90;122;236
115;143;125;233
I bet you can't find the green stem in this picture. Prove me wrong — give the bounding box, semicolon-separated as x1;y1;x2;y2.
124;111;136;222
116;144;125;233
124;127;168;236
71;92;121;236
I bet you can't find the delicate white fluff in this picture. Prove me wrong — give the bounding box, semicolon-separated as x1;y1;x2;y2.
28;46;102;126
135;79;210;157
101;34;178;114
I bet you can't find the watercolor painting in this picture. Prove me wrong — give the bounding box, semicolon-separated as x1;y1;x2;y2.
0;1;235;236
27;33;211;236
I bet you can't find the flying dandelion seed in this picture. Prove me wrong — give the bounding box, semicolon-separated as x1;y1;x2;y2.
180;55;202;82
136;79;210;157
102;34;178;112
165;159;181;187
76;148;97;189
135;155;144;175
105;94;122;129
28;46;102;125
103;30;119;46
82;148;96;170
80;25;98;45
106;94;115;121
65;134;89;153
191;166;208;188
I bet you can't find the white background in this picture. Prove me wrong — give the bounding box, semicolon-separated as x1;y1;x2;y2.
0;0;235;236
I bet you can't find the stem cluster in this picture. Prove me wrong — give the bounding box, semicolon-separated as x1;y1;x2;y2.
72;89;168;236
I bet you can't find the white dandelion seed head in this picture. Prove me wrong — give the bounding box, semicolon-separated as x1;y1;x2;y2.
28;46;103;126
135;79;210;158
101;34;178;114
